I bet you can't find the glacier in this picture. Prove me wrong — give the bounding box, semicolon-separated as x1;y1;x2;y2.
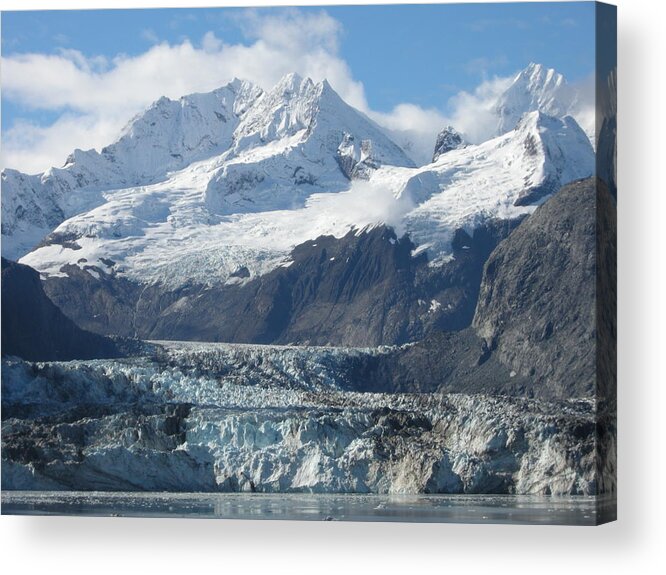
2;341;603;496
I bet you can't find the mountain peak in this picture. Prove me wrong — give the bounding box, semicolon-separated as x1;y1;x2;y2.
521;61;546;77
510;110;593;205
316;78;338;98
225;77;245;89
274;72;309;93
514;62;565;90
495;63;573;135
515;109;547;128
154;95;173;106
432;126;466;162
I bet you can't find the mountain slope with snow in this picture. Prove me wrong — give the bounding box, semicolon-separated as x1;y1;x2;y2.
495;63;574;134
4;67;593;294
1;74;412;261
19;108;593;289
203;74;414;215
374;62;592;167
1;79;262;261
399;111;594;264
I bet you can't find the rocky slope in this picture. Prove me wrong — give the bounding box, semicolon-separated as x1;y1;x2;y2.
472;178;615;400
356;177;616;403
597;68;617;199
38;220;522;346
432;126;465;162
1;258;121;362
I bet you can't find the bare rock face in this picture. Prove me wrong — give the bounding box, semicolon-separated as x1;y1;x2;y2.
597;68;617;200
357;177;615;405
472;178;616;399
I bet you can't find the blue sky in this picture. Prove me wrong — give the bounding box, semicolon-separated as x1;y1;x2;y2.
1;3;596;173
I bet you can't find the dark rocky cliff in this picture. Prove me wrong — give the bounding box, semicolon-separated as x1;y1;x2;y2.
1;258;121;361
472;178;614;399
362;178;616;401
42;221;521;346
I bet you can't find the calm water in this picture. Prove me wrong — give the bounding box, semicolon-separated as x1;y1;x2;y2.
1;491;614;525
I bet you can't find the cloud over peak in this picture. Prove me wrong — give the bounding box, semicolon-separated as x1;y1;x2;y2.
2;10;372;173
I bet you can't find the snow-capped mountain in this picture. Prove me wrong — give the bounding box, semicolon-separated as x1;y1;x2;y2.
102;78;264;182
384;111;594;265
203;73;414;215
18;110;592;289
1;80;258;260
495;62;574;134
0;60;613;507
381;62;591;167
493;62;592;139
1;73;413;261
4;68;592;292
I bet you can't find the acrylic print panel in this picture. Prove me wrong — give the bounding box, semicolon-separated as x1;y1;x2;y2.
0;1;616;525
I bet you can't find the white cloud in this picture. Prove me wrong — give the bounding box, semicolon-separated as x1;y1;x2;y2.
444;75;514;143
463;55;509;77
1;10;366;112
2;115;125;175
329;178;416;237
1;10;375;173
569;73;596;141
368;74;519;164
443;71;596;145
141;28;160;45
239;8;342;54
368;104;448;165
